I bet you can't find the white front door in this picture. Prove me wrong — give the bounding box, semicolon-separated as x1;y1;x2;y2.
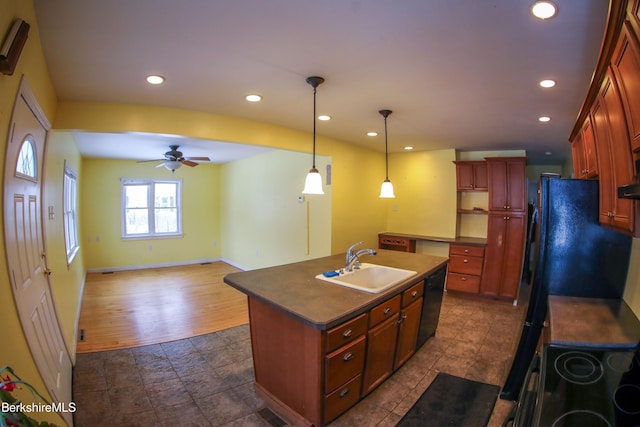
3;80;73;425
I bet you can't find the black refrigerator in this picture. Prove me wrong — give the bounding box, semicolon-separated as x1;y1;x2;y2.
500;176;632;400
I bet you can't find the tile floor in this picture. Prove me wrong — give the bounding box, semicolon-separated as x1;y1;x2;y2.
73;287;528;426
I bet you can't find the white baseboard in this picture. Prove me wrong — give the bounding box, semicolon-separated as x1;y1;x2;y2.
85;257;223;273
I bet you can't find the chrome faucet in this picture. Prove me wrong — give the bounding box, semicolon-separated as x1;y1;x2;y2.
345;241;377;272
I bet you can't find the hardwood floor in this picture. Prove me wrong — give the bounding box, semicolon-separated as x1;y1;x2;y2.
76;262;249;353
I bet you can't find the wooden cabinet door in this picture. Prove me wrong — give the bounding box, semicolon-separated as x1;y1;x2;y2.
456;162;475;191
581;116;599;177
487;158;526;212
362;314;399;396
612;21;640;152
499;213;526;299
473;162;488;191
394;298;422;369
481;212;526;299
571;131;586;178
591;72;635;234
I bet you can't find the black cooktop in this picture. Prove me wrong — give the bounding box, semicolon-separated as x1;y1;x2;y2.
536;345;640;426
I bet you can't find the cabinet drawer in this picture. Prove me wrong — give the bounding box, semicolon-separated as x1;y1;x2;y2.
369;295;401;327
446;273;480;293
325;335;366;393
324;374;362;423
449;244;485;258
448;254;483;276
401;281;424;307
325;313;368;353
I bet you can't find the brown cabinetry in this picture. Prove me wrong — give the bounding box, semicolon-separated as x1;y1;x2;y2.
591;71;636;234
571;116;598;178
454;161;488;191
481;212;526;299
487;158;527;213
446;244;485;294
394;297;423;369
611;20;640;152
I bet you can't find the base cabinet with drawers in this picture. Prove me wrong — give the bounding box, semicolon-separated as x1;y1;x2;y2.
446;243;485;294
247;277;430;426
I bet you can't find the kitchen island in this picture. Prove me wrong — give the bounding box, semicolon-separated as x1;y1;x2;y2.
224;249;448;426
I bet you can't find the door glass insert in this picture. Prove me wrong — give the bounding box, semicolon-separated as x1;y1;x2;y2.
16;136;37;179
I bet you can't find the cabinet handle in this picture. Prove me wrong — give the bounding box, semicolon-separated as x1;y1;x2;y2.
343;352;353;362
463;249;469;253
503;205;507;209
506;205;510;209
461;277;467;281
383;307;391;315
342;329;352;338
397;313;408;325
411;291;418;298
504;216;510;220
339;388;350;398
463;259;469;263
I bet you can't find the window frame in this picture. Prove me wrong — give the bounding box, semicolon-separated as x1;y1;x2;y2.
63;163;79;264
121;178;183;240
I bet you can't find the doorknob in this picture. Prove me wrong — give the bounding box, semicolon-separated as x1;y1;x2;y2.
44;268;52;276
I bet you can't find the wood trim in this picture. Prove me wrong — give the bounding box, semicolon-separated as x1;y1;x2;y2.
569;0;629;141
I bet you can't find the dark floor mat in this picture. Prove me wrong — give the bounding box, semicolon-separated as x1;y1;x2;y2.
397;372;500;427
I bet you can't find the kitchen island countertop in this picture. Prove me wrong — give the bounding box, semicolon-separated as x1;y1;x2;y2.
224;249;448;330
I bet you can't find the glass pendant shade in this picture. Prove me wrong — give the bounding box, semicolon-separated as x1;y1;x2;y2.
164;160;182;171
302;167;324;194
379;178;395;198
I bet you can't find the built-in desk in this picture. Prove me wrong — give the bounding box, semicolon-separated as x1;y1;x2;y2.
378;232;486;253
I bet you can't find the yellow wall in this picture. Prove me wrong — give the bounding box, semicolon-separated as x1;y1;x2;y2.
624;239;640;318
43;132;85;357
80;157;221;270
385;149;458;238
221;150;332;269
0;0;64;424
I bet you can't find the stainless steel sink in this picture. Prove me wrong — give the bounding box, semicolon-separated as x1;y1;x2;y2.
315;263;417;293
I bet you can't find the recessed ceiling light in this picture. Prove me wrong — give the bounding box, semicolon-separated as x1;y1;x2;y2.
539;116;552;122
367;131;378;137
318;115;331;121
404;146;414;151
539;79;557;88
530;1;557;20
146;75;165;85
545;151;552;155
245;94;262;102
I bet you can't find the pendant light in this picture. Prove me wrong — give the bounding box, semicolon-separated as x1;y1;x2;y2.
379;109;395;198
302;76;325;194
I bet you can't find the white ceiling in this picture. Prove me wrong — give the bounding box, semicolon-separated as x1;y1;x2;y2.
33;0;609;165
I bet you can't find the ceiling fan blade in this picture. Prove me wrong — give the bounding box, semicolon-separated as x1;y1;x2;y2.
181;160;199;167
137;159;165;163
155;162;166;168
185;156;210;161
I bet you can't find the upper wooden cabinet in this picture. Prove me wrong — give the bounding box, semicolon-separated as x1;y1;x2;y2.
486;157;527;213
611;21;640;152
591;71;636;234
571;116;598;178
454;161;488;191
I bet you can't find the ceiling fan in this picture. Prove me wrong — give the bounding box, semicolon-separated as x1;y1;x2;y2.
137;145;211;171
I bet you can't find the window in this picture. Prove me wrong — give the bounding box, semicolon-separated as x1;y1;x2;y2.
63;164;79;263
16;136;37;179
121;178;182;239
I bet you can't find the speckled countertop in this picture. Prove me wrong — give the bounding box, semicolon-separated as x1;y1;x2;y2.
378;232;486;246
548;295;640;348
224;249;449;330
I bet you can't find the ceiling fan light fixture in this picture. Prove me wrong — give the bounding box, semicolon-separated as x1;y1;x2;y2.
302;76;325;195
163;160;182;171
539;79;556;88
378;109;395;199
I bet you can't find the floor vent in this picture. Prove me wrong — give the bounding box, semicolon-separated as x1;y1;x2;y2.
200;262;212;265
102;271;114;274
257;408;286;427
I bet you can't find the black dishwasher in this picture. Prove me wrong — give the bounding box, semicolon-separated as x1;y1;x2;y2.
416;265;447;348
